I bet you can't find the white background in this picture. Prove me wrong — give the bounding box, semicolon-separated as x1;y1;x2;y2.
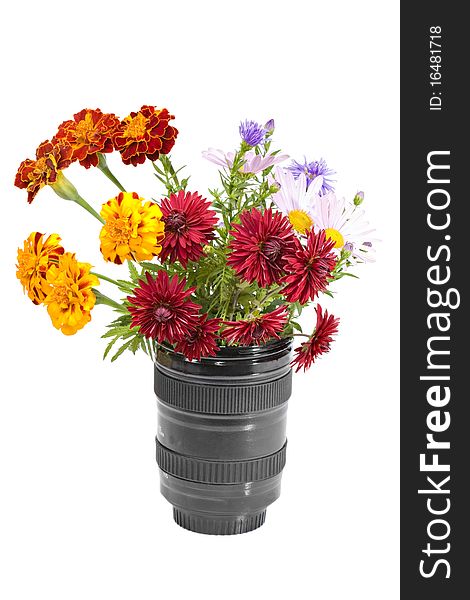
0;1;399;598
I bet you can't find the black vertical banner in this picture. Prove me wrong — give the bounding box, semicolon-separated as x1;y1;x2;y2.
401;3;468;598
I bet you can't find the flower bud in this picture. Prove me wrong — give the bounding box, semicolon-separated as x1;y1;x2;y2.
353;191;364;206
50;171;81;202
264;119;275;135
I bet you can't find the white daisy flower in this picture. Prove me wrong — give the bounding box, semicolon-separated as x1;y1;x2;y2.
201;148;230;168
202;148;288;174
271;166;323;234
311;192;377;263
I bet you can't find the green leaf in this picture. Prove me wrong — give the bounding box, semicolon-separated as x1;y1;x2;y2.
116;279;136;294
103;336;120;360
111;338;135;362
139;261;163;273
127;260;140;282
101;326;134;339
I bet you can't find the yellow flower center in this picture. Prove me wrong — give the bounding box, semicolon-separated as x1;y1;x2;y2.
75;113;96;144
50;284;72;308
104;217;133;243
288;210;313;234
33;156;48;173
28;155;56;190
124;113;148;138
325;228;345;248
31;155;51;177
238;163;252;175
17;251;37;276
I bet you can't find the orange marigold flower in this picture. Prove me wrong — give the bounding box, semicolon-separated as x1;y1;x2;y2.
14;139;73;203
16;232;64;305
54;108;120;168
112;105;178;166
44;253;99;335
100;192;165;264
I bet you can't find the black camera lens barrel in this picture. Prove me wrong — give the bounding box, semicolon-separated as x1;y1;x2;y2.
155;338;293;535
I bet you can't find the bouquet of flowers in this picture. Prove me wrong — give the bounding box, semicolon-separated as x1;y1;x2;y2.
15;106;375;371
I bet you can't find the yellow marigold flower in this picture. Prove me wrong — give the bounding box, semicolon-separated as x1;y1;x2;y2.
16;232;64;305
99;191;165;264
44;253;99;335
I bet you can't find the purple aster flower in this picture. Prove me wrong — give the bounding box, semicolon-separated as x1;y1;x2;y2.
288;157;336;194
239;120;267;147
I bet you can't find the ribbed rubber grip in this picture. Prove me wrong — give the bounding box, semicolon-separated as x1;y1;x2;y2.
173;508;266;535
156;439;287;484
154;368;292;414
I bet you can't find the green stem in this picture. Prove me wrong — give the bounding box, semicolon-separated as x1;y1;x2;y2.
255;285;282;310
93;289;126;311
51;172;105;224
73;194;105;224
165;156;180;188
91;272;121;287
227;280;251;321
97;153;126;192
228;289;241;321
153;155;185;195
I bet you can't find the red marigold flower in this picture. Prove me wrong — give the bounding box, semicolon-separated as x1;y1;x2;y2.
54;108;120;168
14;139;73;203
112;105;178;166
227;208;297;287
174;314;221;361
221;305;288;346
281;230;337;304
292;305;340;372
159;190;218;267
127;270;201;344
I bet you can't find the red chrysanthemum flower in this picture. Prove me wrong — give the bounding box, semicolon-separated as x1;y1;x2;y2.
127;270;201;343
281;230;337;304
112;105;178;166
159;190;218;267
174;314;221;361
15;139;73;203
291;305;340;372
227;208;297;287
54;108;120;168
221;305;288;346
